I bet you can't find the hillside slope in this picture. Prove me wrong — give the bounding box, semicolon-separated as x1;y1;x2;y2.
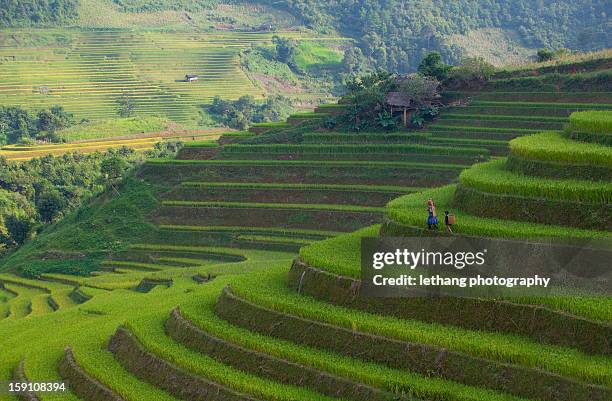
0;57;610;401
252;0;611;70
2;0;609;70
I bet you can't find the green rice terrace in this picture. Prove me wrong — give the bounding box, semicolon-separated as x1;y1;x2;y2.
0;29;338;124
0;57;611;401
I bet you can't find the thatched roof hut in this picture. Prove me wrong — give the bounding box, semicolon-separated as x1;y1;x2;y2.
385;91;414;108
385;91;416;127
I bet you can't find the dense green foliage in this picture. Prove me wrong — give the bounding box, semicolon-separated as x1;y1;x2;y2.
0;106;74;145
536;48;571;62
207;95;293;130
418;52;451;81
337;71;440;131
0;142;181;252
111;0;218;12
0;0;78;26
254;0;610;72
0;150;135;249
445;57;496;88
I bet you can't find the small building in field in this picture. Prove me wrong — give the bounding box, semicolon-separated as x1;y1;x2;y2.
385;86;442;127
385;92;416;127
185;74;199;82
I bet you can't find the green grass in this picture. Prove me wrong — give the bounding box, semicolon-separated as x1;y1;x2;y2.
469;101;612;109
0;255;295;392
298;224;612;322
288;112;330;118
510;131;612;166
182;140;220;148
129;244;248;258
300;225;379;277
161;200;384;213
251;121;291;128
221;143;489;157
220;131;255;137
0;175;163;276
158;225;341;238
302;132;431;144
434;118;564;130
237;235;314;245
439;114;569;122
569;110;612;134
126;310;338;401
181;289;525;401
316;103;348;109
386;185;612;241
146;158;467;170
0;29;294;122
0;274;78;310
55;117;170;141
180;181;421;193
101;260;164;271
2;283;46;320
230;266;612;385
293;41;343;72
428;137;509;146
427;125;541;134
459;158;612;203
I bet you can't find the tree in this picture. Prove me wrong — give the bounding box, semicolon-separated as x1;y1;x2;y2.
117;92;135;117
536;48;571;62
536;48;555;62
36;189;67;223
36;106;72;140
272;35;297;68
344;70;394;94
447;57;496;88
398;74;440;107
342;47;368;74
418;52;450;81
4;215;34;246
0;105;74;144
339;71;397;130
101;156;129;184
207;95;293;130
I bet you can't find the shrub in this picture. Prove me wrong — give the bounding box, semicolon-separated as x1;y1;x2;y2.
418;52;450;81
398;74;440;108
207;95;293;130
447;57;496;88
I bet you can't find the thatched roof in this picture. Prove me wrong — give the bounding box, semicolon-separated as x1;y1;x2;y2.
385;92;414;108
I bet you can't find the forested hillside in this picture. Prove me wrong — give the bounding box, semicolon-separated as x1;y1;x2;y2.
0;0;79;26
255;0;611;72
0;0;609;70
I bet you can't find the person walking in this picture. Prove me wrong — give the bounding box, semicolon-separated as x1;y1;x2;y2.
426;198;438;230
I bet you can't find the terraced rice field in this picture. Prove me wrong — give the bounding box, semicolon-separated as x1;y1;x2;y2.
0;62;610;401
0;131;223;161
0;29;331;123
425;65;612;152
